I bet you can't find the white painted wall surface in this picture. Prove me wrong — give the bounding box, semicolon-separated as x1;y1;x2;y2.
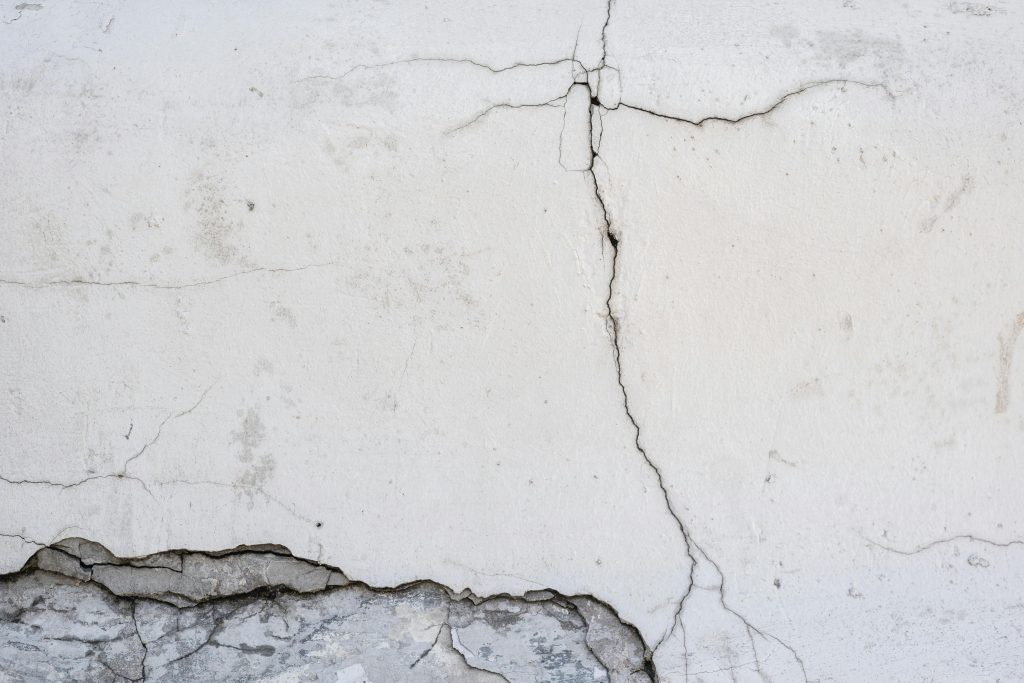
2;1;1023;680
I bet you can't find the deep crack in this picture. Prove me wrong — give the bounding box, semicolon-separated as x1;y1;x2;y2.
584;3;810;679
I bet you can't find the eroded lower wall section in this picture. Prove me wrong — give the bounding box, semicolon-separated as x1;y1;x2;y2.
0;539;653;682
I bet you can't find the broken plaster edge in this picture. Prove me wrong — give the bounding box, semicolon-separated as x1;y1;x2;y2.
0;537;660;679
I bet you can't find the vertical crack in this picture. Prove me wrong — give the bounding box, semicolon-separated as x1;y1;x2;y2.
588;102;696;657
131;601;149;682
585;0;696;659
597;0;615;69
584;2;808;680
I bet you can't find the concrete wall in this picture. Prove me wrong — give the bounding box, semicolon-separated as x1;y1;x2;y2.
2;1;1023;680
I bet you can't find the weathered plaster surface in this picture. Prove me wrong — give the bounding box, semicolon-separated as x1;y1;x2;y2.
2;0;1023;680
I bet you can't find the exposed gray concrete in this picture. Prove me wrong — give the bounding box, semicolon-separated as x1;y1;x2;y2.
0;540;652;682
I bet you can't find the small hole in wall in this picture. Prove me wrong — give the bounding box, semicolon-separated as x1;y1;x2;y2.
315;522;323;528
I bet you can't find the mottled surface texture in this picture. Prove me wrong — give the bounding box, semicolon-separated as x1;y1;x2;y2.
0;541;650;682
3;0;1024;680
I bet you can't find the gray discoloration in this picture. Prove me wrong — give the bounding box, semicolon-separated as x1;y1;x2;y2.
186;174;243;265
0;540;653;682
995;312;1024;413
232;407;265;463
949;2;1006;16
922;174;974;232
235;453;276;496
449;597;606;682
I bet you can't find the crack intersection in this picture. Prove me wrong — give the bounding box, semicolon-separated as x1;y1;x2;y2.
1;3;913;680
581;3;811;680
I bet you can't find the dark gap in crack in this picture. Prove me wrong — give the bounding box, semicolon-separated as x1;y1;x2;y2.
589;80;811;677
584;71;695;661
615;79;894;127
408;617;446;669
583;7;813;677
598;0;615;69
131;601;149;682
0;472;155;498
5;539;650;643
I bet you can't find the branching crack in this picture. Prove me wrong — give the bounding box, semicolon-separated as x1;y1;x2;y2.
585;3;811;680
122;383;217;472
409;623;445;669
592;138;696;647
447;623;513;682
155;603;250;671
410;604;451;670
0;385;215;500
446;96;568;136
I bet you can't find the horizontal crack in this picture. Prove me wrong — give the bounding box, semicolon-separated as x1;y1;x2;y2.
0;262;337;290
615;79;895;126
0;472;153;496
865;533;1024;556
297;56;583;83
0;531;45;547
